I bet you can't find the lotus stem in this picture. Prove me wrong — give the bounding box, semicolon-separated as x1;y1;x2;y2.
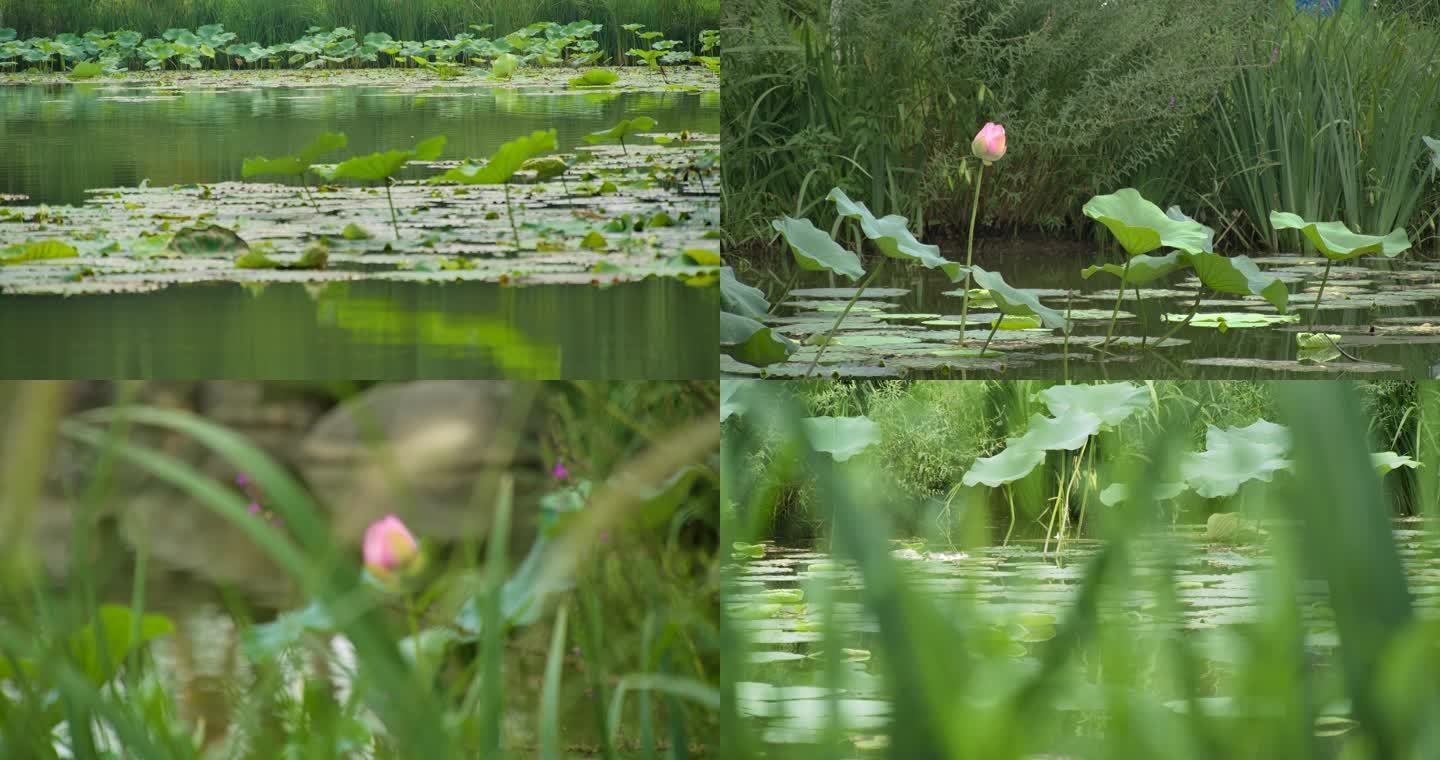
1309;258;1333;329
957;162;986;347
1100;256;1133;351
1152;286;1205;348
1134;281;1147;348
504;181;521;250
1003;483;1017;547
805;259;884;378
979;318;1001;355
384;181;400;239
1062;291;1073;384
1055;439;1089;562
300;175;319;213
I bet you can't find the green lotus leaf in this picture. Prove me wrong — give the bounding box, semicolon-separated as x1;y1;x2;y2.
721;312;796;367
720;380;753;422
1037;382;1149;427
1296;332;1343;349
1098;481;1188;507
969;267;1069;331
433;129;557;185
297;131;349;165
584;116;657;145
1425;136;1440;172
802;416;880;462
1014;411;1103;452
1181;420;1292;498
243;131;347;178
962;441;1046;488
0;239;79;265
1081;252;1186;285
1183;252;1288;312
341;223;373;240
492;52;519;78
770;216;864;280
991;314;1043;330
1268;211;1412;261
826;188;963;281
731;542;766;559
67;61;104;79
1082;189;1213;255
1372;451;1421;475
1162;312;1299;331
721;266;770;319
330;135;446;182
167;225;249;256
568;69;619;87
235;250;280;269
241;155;306;177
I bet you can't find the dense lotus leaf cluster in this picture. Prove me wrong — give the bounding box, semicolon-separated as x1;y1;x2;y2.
0;21;720;74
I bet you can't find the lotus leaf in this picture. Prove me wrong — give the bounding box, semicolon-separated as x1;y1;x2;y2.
1037;382;1148;427
969;267;1069;331
802;416;880;462
770;216;864;280
826;188;963;281
721;312;796;367
1083;189;1214;256
1268;211;1412;261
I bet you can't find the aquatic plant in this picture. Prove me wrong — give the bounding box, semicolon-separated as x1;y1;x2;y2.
241;131;349;211
956;122;1006;345
1085;188;1288;349
0;19;721;73
584;115;657;155
1268;210;1412;328
327;135;447;239
432;129;558;249
363;514;421;583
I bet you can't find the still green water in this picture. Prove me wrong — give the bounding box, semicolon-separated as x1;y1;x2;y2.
0;80;720;378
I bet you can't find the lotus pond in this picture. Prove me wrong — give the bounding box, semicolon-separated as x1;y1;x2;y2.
721;184;1440;380
727;526;1440;754
0;69;719;378
723;247;1440;380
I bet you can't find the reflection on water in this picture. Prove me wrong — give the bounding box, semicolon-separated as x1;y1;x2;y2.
0;83;719;205
730;525;1440;749
0;279;718;378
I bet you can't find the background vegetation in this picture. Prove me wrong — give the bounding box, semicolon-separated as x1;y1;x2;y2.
736;380;1428;540
722;0;1440;254
0;0;720;56
0;380;719;759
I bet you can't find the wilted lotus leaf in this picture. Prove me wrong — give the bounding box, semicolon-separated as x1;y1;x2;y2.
167;224;249;256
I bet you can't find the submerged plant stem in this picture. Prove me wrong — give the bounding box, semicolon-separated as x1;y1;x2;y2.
300;175;319;213
957;162;985;345
805;259;885;378
979;318;1001;355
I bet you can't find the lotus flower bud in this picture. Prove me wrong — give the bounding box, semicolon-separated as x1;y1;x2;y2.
971;122;1007;165
363;515;419;580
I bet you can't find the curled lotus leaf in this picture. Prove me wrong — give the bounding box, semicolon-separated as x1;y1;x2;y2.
826;187;963;281
802;416;880;462
1082;189;1214;256
1268;211;1411;261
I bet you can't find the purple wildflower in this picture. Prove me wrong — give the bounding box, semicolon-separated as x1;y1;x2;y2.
236;473;250;487
247;502;261;515
552;461;569;481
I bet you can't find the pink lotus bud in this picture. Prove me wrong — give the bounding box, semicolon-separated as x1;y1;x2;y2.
971;122;1006;165
363;515;419;579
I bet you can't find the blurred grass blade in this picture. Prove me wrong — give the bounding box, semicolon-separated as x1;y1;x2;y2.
1277;381;1412;755
539;605;569;760
606;673;719;745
